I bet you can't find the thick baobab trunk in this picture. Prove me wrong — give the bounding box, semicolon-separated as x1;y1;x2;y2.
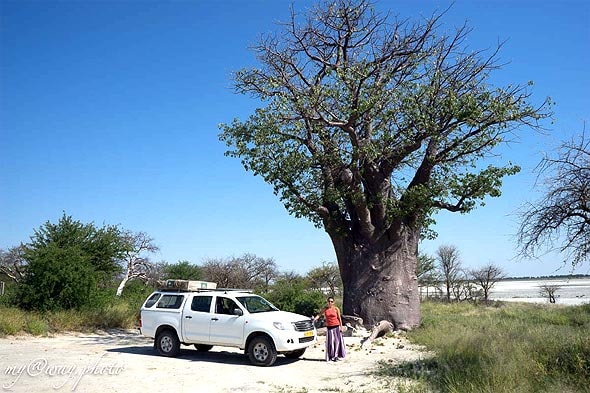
333;226;421;331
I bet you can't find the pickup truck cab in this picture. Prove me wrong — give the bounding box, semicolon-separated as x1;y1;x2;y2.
139;282;316;366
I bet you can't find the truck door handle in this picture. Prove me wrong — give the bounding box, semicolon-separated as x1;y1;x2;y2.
185;316;192;319
211;317;219;321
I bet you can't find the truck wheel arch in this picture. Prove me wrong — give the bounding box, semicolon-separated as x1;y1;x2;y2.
246;333;278;367
154;326;181;357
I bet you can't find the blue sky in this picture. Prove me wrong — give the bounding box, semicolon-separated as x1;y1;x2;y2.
1;0;588;278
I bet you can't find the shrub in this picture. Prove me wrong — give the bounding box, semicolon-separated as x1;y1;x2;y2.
17;244;97;311
263;280;324;316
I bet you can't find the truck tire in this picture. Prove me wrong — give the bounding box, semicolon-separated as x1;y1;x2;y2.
283;348;306;359
194;344;213;352
247;336;277;366
156;330;180;357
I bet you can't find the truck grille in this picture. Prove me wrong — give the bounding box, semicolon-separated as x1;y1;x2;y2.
293;320;313;332
299;336;314;343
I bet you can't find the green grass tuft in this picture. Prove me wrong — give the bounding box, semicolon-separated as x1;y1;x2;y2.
376;301;590;393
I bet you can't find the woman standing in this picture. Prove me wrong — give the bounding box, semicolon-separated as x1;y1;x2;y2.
313;297;346;362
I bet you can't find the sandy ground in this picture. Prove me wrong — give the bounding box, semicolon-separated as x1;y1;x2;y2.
0;329;430;393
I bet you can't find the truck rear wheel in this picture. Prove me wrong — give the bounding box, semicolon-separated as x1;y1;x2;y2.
247;336;277;366
156;330;180;357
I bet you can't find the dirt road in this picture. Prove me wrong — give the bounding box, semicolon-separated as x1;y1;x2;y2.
0;329;427;393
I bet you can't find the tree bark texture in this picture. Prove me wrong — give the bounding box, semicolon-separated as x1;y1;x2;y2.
331;224;420;330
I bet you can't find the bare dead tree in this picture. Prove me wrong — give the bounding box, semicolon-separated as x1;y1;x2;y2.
450;269;479;301
116;231;159;296
518;130;590;268
436;245;462;301
471;263;506;301
201;254;278;289
0;245;27;283
539;283;561;304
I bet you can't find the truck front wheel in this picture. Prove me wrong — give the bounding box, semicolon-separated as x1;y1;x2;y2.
156;330;180;357
247;336;277;366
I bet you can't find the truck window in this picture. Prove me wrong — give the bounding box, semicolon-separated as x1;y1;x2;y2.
236;295;278;313
191;296;213;312
156;295;184;309
215;297;240;315
144;293;161;308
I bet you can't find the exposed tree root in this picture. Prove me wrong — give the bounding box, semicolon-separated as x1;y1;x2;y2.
360;320;394;349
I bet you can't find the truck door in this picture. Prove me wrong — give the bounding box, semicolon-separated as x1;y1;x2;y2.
182;295;213;343
208;296;245;346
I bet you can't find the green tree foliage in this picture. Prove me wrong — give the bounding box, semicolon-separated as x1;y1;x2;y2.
17;213;128;311
162;260;203;281
417;252;439;287
219;0;550;328
18;244;97;310
262;275;324;316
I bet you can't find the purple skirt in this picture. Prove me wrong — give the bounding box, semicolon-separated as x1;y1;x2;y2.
325;326;346;361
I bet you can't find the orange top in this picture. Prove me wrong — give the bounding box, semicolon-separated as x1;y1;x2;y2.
324;306;340;327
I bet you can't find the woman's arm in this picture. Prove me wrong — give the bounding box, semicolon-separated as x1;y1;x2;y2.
313;307;327;322
336;307;343;326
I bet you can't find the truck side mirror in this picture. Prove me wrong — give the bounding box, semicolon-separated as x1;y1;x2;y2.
233;308;243;317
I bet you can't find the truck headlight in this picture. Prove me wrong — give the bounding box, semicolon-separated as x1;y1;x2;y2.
273;322;294;330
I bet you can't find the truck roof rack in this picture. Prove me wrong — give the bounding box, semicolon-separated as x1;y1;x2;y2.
157;280;253;293
158;287;253;294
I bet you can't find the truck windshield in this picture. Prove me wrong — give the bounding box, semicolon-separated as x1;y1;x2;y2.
236;295;279;313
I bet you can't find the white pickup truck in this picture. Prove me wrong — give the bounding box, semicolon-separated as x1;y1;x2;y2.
139;281;316;366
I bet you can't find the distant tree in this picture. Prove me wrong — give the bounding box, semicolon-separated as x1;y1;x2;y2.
16;213;128;310
162;260;202;281
201;254;278;289
470;263;506;301
450;269;478;301
143;261;168;287
219;0;549;329
115;231;159;296
417;252;439;287
306;261;342;296
518;131;590;268
436;245;462;302
277;270;304;283
539;283;561;304
0;245;27;283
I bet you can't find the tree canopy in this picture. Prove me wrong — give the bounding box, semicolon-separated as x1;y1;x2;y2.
219;0;550;328
17;213;128;310
220;0;549;239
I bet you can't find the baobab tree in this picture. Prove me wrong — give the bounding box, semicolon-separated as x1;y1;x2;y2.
220;0;549;328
